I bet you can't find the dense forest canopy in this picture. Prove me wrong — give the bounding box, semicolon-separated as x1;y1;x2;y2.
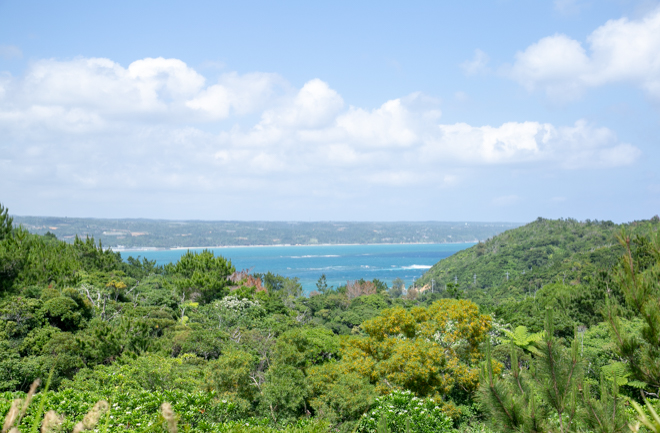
1;203;660;433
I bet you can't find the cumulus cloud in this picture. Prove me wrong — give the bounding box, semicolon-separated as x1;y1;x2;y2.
260;79;344;129
419;119;635;168
2;57;282;125
186;71;284;119
509;6;660;100
0;55;640;216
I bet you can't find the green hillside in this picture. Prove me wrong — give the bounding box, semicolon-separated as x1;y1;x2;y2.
2;200;660;432
417;216;660;307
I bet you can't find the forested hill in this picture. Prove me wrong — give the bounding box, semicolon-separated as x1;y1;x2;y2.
416;216;660;306
3;200;660;431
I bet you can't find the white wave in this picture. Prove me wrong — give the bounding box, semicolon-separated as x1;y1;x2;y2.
290;254;341;258
307;266;347;271
402;265;432;270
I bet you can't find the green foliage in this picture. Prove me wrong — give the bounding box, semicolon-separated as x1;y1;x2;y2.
315;274;329;294
2;215;660;431
500;326;544;356
260;364;310;423
273;327;340;372
170;326;226;360
419;217;660;311
631;398;660;433
165;249;235;305
600;361;647;388
355;389;452;433
605;229;660;390
211;296;266;329
389;278;404;298
580;371;628;433
445;282;462;299
0;388;239;432
322;298;492;416
63;353;208;393
308;361;376;427
206;348;256;402
304;290;408;335
0;202;12;241
41;296;82;329
0;227;85;291
479;309;628;433
0;340;41;391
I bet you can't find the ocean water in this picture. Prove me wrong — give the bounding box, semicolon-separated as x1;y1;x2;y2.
121;243;473;294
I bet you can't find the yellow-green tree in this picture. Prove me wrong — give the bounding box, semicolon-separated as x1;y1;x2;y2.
309;299;492;419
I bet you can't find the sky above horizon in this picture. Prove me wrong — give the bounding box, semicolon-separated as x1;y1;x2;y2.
1;0;659;223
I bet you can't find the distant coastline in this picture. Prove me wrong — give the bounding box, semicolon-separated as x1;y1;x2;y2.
114;240;479;253
14;216;519;251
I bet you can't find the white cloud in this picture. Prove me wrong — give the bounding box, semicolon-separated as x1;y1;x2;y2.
509;6;660;100
336;99;418;148
461;49;490;76
419;119;633;168
0;55;640;216
432;121;545;164
261;78;344;129
186;72;284;119
3;57;282;124
551;120;640;168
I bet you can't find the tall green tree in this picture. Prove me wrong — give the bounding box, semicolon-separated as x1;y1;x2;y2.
0;202;13;240
316;274;329;294
606;229;660;390
479;309;627;433
389;277;404;298
165;249;235;305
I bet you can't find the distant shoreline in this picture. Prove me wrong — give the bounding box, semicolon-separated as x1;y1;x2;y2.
114;240;479;253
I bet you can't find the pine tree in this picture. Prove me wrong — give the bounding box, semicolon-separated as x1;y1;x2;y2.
479;309;628;433
605;228;660;390
581;371;627;433
0;202;13;240
536;309;580;433
479;338;546;432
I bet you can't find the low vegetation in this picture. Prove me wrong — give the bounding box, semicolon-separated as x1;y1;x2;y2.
1;202;660;432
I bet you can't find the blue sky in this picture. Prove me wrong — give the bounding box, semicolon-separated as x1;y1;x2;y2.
1;0;659;222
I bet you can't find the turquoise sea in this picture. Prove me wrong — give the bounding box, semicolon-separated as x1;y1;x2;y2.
121;243;473;294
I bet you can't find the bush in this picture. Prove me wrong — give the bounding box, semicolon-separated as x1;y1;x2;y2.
355;389;452;433
42;297;85;331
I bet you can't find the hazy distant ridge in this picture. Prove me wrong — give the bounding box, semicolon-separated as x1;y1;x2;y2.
13;216;523;249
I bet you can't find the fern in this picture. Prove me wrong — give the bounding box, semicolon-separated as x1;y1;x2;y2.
501;326;545;356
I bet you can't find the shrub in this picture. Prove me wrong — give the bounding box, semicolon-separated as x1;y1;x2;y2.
355;389;452;433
